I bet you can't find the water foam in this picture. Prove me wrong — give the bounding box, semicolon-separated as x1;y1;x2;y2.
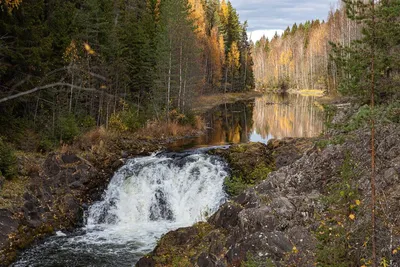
13;152;228;266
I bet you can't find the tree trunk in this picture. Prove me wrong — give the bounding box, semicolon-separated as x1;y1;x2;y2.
178;42;183;110
370;1;377;266
167;39;172;122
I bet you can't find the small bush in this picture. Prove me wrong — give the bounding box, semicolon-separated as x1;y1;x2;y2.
109;109;141;132
0;137;17;179
79;115;96;130
57;114;80;143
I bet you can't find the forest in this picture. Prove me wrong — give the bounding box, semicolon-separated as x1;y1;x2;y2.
252;0;400;102
0;0;254;153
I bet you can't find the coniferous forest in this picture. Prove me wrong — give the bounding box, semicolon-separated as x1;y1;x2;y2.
0;0;254;151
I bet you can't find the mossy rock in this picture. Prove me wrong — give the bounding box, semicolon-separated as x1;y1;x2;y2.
210;143;274;196
137;222;227;267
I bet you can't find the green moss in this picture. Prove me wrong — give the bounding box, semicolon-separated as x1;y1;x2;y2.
224;163;272;197
152;222;226;266
315;135;346;150
241;253;276;267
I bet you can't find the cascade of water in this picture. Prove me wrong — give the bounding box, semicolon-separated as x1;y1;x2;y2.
13;152;228;267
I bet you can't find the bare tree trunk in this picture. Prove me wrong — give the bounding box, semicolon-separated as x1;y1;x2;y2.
182;58;188;112
167;39;172;122
178;42;183;110
370;1;377;266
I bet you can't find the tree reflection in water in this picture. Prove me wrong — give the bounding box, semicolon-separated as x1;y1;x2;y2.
170;93;324;150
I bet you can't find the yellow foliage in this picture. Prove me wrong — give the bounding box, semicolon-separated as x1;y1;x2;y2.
348;214;355;220
208;28;224;85
279;49;293;66
0;0;22;9
188;0;206;37
63;40;79;63
219;0;229;25
219;35;225;63
355;199;361;206
84;42;96;55
228;42;240;70
109;113;128;132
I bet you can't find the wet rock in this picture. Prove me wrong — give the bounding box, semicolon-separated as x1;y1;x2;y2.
112;159;124;170
121;151;129;159
136;257;156;267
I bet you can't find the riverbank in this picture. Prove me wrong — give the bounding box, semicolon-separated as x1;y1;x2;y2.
192;91;263;114
137;102;400;266
0;131;174;266
0;90;265;266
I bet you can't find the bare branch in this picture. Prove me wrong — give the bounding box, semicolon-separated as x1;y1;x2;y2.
0;83;114;104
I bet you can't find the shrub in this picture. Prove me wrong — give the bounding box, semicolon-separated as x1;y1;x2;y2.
109;109;141;132
57;114;80;143
0;137;17;179
79;115;96;130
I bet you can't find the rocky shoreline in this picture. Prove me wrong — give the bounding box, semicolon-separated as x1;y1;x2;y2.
137;124;400;266
0;134;170;266
2;96;399;267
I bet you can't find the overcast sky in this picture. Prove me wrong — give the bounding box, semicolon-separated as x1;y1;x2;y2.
230;0;338;42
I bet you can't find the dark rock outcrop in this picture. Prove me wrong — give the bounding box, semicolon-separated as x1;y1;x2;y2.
0;152;101;266
137;125;400;267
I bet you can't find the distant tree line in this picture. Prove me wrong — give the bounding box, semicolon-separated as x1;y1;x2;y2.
252;0;399;102
0;0;254;151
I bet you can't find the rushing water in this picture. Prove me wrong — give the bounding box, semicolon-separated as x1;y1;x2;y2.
14;153;228;267
14;93;324;266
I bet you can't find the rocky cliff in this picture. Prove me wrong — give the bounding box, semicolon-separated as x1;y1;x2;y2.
137;125;400;267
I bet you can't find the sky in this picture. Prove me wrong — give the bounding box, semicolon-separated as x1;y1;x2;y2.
229;0;338;42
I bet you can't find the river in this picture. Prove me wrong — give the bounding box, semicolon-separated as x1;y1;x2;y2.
13;93;324;267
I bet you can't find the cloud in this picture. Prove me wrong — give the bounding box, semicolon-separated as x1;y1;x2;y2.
230;0;338;41
249;30;284;42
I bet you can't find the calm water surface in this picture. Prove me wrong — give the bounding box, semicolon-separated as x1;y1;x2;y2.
174;92;324;149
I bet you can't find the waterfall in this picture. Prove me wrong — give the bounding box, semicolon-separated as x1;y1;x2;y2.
13;152;228;267
84;152;228;246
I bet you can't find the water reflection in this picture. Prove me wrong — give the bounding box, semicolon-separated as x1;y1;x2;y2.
172;93;324;149
251;93;324;143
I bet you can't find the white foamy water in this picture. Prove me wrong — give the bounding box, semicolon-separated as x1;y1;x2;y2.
14;152;228;267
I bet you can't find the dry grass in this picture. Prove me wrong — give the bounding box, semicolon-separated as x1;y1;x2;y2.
137;118;205;140
0;176;29;209
75;127;109;151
